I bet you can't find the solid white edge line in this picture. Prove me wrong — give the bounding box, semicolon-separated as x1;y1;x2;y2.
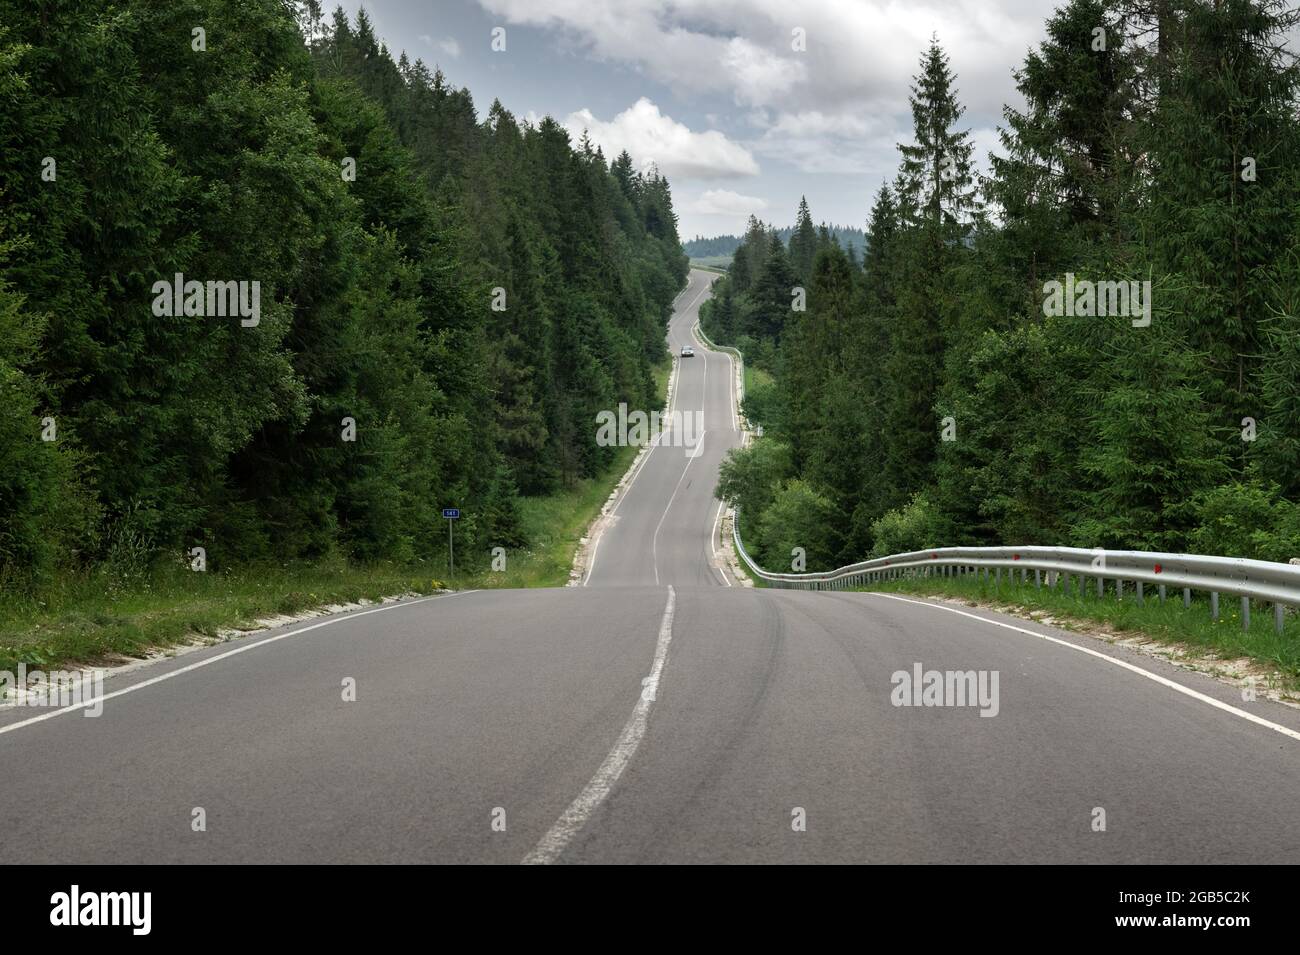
711;497;731;587
522;585;676;865
0;591;479;738
864;592;1300;744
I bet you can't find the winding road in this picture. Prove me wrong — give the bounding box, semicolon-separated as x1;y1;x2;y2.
4;268;1299;864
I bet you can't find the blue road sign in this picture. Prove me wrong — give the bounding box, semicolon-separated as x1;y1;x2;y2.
442;508;460;519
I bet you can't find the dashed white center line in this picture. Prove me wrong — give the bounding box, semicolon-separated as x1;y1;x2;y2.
522;585;677;865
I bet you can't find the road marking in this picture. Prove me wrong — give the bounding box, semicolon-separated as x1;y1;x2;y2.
682;280;710;314
866;592;1300;744
0;591;479;738
691;301;739;589
650;322;708;586
711;497;731;586
651;432;708;586
523;585;676;865
587;269;719;587
725;350;738;431
583;435;658;586
583;322;689;586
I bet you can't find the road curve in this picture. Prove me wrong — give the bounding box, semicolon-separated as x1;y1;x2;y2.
4;268;1300;864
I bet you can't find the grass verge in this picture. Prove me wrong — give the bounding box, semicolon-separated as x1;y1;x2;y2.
0;560;437;673
867;573;1300;688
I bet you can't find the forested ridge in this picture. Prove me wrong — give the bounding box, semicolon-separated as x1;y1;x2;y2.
708;0;1300;572
683;223;866;262
0;2;687;589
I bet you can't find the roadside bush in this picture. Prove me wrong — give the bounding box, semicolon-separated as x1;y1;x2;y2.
1188;480;1300;563
870;493;944;557
758;479;840;571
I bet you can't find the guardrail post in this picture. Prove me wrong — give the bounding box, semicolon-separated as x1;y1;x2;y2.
1116;579;1123;600
1241;596;1250;631
1274;603;1284;634
995;567;1001;590
1136;581;1143;605
1182;587;1191;609
1096;576;1104;598
1034;569;1041;589
1159;584;1166;603
1210;591;1218;620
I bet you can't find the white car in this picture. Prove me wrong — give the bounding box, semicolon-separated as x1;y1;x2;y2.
680;345;695;358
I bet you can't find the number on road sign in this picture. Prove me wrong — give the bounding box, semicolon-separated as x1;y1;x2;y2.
442;508;460;519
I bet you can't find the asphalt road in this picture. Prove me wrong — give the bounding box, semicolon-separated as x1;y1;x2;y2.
4;268;1300;864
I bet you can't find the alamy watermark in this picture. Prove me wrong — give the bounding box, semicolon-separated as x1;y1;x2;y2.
1042;273;1150;327
0;665;106;717
890;662;999;717
151;273;260;327
596;403;703;451
50;886;150;935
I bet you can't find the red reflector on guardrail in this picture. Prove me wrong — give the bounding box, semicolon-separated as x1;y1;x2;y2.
1154;564;1163;573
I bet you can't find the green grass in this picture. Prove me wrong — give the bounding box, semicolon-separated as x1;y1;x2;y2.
866;572;1300;688
0;362;672;673
0;559;439;673
744;363;773;399
688;258;730;272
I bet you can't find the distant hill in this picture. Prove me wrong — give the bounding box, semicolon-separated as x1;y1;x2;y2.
684;224;867;265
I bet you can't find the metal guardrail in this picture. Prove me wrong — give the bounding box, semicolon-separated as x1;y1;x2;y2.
730;520;1300;633
691;320;744;406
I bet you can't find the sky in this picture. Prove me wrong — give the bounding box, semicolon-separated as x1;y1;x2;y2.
332;0;1057;239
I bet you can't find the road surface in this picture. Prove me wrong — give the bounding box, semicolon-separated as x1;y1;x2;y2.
4;268;1299;864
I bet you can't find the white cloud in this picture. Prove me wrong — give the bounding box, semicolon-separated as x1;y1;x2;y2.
684;189;769;216
478;0;1046;179
475;0;1060;230
475;0;1040;117
750;109;894;175
439;37;462;58
564;98;760;180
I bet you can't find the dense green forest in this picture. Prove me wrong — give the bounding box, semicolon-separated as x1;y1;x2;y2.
709;0;1300;572
683;222;866;262
0;1;687;590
